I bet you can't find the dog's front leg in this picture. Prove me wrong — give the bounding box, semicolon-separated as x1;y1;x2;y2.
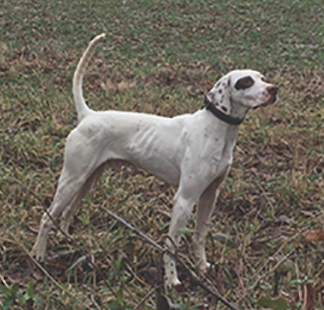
164;192;196;290
192;172;227;275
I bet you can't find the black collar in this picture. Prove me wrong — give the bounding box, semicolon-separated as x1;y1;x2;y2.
204;97;245;125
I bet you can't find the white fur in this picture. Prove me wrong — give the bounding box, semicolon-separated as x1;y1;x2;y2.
30;34;278;289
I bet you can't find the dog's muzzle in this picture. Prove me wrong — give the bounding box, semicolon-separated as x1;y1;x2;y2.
254;85;278;109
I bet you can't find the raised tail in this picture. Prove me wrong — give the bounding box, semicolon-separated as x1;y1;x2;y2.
73;33;106;122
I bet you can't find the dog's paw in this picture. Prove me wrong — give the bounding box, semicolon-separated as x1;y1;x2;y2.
30;243;46;262
164;276;183;292
56;229;72;240
198;261;211;275
30;248;45;262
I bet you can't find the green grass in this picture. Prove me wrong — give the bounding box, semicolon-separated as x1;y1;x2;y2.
1;0;324;309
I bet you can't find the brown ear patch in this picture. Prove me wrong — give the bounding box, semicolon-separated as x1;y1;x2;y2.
235;76;254;90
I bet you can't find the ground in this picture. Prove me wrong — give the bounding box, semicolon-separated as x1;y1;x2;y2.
0;0;323;309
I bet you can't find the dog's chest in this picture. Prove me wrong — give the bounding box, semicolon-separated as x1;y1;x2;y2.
206;128;238;175
214;140;234;173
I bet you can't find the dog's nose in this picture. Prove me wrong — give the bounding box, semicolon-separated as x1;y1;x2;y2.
267;85;278;96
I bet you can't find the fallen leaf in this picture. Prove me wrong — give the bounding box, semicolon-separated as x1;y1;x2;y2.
4;270;33;287
275;215;292;225
303;284;316;310
117;80;135;92
45;259;70;270
303;230;324;242
257;295;289;310
293;284;316;310
275;258;295;276
301;210;313;217
27;221;40;233
101;78;117;93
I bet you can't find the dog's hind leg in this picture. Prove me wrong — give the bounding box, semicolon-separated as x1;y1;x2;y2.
59;163;106;236
30;175;88;260
30;132;106;261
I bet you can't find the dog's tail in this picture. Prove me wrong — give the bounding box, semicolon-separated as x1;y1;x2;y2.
73;33;106;122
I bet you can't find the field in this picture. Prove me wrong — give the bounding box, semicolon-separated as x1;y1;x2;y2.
0;0;323;309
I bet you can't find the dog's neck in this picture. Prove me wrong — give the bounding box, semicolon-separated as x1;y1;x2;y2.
204;97;247;125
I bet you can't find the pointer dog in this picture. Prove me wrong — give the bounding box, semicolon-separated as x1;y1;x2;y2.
31;33;278;289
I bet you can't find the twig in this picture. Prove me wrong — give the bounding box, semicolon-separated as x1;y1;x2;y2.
4;176;74;242
0;273;9;288
6;176;240;309
250;225;312;291
255;180;275;210
90;294;102;310
250;250;294;291
7;231;94;310
3;176;117;299
100;207;241;310
133;287;155;310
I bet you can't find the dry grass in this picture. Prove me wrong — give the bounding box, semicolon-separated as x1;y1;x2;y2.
0;0;324;309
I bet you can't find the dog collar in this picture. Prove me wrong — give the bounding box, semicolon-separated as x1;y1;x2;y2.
204;97;245;125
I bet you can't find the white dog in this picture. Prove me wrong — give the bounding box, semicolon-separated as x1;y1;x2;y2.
30;33;278;289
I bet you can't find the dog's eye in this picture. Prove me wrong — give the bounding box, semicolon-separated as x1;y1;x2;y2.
260;76;266;82
234;76;254;90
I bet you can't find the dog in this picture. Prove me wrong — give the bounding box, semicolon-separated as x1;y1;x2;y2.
30;33;278;289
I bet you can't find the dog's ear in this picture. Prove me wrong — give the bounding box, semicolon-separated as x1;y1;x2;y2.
206;74;232;114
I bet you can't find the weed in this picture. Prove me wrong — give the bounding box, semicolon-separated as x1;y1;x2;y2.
0;281;43;310
1;0;323;309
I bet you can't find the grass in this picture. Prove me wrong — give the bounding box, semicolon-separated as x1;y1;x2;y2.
1;0;324;309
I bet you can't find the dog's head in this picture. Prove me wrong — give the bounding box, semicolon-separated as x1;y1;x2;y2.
206;70;278;118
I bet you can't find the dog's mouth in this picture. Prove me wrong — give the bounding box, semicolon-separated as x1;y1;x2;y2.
253;92;278;110
265;93;278;105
